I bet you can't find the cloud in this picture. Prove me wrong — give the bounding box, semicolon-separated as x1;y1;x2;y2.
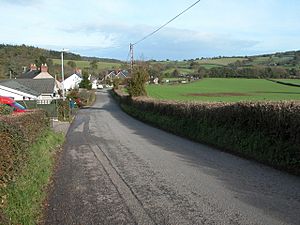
0;0;299;60
57;22;260;60
1;0;37;5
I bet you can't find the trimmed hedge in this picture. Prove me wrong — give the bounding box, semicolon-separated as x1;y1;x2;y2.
0;110;49;187
113;90;300;175
0;105;13;115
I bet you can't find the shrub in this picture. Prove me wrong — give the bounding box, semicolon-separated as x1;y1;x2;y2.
113;77;121;90
127;65;149;97
78;89;96;106
57;100;71;121
0;105;13;115
0;110;49;187
79;71;92;90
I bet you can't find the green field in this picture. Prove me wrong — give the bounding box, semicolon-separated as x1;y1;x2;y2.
52;59;121;70
147;78;300;102
275;79;300;85
196;57;245;66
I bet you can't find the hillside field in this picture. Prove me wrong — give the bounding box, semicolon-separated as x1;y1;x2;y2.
146;78;300;102
52;59;121;70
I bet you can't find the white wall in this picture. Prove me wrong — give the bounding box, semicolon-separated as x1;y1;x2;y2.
62;74;82;90
0;85;37;100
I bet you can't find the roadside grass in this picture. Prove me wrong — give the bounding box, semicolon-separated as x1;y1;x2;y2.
0;130;64;225
147;78;300;102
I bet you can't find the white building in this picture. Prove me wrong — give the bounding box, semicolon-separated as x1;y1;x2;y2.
62;73;82;91
0;80;38;100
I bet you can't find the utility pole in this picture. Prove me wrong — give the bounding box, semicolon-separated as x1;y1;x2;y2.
61;51;65;100
130;43;134;74
61;48;69;101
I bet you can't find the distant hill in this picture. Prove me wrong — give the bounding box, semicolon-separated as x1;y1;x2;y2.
0;44;122;79
149;50;300;78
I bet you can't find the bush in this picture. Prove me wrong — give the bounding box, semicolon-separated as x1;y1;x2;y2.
57;100;71;121
0;105;13;115
127;65;149;97
0;110;49;187
78;89;96;106
113;90;300;175
113;77;121;90
79;71;92;90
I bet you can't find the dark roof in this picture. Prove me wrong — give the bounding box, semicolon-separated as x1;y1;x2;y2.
16;79;55;94
20;70;40;79
0;79;40;96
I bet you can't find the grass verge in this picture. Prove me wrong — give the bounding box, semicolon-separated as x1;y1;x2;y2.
0;130;64;225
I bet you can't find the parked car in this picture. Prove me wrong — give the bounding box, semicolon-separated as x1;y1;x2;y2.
0;96;26;113
97;84;103;89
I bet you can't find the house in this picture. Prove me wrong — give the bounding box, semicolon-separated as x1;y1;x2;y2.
62;73;82;91
104;70;128;82
17;79;58;103
87;74;98;89
21;63;62;91
19;63;62;99
153;77;159;84
0;80;39;100
21;63;52;79
0;79;58;104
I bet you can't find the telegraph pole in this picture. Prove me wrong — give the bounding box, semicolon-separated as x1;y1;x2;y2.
130;43;134;73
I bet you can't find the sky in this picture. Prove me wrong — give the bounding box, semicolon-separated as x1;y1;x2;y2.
0;0;300;60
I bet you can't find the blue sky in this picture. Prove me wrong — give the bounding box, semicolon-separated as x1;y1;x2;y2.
0;0;299;60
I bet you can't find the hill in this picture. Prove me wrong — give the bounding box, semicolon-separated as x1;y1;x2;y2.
149;51;300;78
0;44;122;79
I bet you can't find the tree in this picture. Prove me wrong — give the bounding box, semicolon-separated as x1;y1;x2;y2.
113;77;121;90
67;60;77;69
90;60;98;70
127;65;149;97
172;69;180;77
79;71;92;90
196;66;207;78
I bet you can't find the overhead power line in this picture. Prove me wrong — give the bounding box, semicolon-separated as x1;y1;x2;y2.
132;0;201;46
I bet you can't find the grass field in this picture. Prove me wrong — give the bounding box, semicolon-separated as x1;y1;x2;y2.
147;78;300;102
52;59;121;70
275;79;300;85
196;57;245;66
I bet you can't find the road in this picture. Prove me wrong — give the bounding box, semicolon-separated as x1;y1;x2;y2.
45;90;300;225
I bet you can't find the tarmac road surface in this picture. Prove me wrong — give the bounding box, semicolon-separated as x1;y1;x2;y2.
45;90;300;225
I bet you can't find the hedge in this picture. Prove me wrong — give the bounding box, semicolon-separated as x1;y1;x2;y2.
0;110;49;187
113;90;300;175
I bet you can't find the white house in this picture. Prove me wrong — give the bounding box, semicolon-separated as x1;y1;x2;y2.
62;73;82;91
0;79;59;104
0;80;38;100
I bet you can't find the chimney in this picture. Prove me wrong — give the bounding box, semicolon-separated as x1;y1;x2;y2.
30;64;37;71
41;63;48;72
75;68;82;75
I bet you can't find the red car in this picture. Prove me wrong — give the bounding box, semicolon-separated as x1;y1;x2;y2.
0;96;26;113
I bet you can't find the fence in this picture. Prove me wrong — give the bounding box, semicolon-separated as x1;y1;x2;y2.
17;100;58;118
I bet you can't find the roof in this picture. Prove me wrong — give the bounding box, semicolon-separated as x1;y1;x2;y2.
34;72;54;79
20;70;40;79
0;79;40;96
64;73;82;81
16;79;55;94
